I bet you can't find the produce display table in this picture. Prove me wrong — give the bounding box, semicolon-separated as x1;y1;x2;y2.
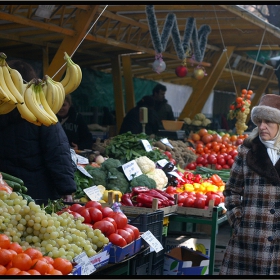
168;205;227;275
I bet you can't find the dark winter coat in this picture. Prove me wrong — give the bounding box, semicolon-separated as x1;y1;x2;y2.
154;99;175;128
0;110;77;200
57;106;93;150
220;136;280;275
119;106;160;135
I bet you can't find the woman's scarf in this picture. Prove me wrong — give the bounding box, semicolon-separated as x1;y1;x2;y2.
259;127;280;166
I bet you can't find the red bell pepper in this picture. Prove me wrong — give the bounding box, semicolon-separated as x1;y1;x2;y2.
131;186;150;196
136;193;163;208
145;189;171;207
121;193;134;206
154;189;175;201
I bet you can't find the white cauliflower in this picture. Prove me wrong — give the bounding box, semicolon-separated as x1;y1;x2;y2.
146;168;168;190
135;156;155;174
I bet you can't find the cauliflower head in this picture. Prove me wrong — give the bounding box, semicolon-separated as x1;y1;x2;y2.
146;168;168;190
135;156;155;174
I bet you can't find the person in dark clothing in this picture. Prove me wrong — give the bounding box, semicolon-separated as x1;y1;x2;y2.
0;60;76;201
57;95;93;150
152;83;175;128
119;95;160;135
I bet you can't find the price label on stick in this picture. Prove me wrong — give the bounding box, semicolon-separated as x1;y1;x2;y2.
160;138;173;149
77;165;93;178
141;139;153;152
83;186;102;201
157;159;169;168
74;251;96;275
141;230;163;253
122;160;142;181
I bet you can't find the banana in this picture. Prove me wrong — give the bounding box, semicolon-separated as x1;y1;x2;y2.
0;66;17;104
8;66;25;96
2;65;24;104
37;84;58;124
45;76;58;111
52;80;65;114
63;63;80;95
75;63;82;85
0;101;16;114
0;84;11;102
60;63;70;87
24;84;53;126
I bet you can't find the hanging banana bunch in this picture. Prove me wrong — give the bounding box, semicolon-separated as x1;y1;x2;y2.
60;52;82;95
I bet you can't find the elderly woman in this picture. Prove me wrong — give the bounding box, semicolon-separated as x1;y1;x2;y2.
220;94;280;275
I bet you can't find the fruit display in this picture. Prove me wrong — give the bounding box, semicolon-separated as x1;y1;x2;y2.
0;51;82;125
186;128;247;170
228;89;252;135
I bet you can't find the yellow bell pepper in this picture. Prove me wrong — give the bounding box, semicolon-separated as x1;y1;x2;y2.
183;184;194;192
102;190;123;203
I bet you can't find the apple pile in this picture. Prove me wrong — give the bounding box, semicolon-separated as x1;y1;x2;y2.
57;201;140;248
186;128;248;170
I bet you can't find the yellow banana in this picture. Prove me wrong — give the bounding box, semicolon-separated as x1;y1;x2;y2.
75;63;82;85
52;80;65;114
8;66;25;96
24;85;53;126
2;65;24;104
37;84;58;124
63;63;80;95
45;76;57;111
0;66;17;104
0;101;16;114
0;84;11;102
60;64;70;87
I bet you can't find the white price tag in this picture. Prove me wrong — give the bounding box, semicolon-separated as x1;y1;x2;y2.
83;186;102;201
141;231;163;253
122;160;142;181
168;171;183;181
160;138;173;149
141;139;153;152
74;252;96;275
76;154;89;165
77;165;93;178
157;159;169;167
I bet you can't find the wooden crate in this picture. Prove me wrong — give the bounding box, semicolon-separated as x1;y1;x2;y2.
176;200;215;218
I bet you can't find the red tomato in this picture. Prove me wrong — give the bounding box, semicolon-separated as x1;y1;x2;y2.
166;186;176;194
164;151;172;158
85;201;102;210
217;157;226;166
102;217;117;231
178;193;188;204
125;224;140;239
112;212;128;229
224;154;232;162
100;207;114;218
196;156;205;165
87;207;103;223
79;208;91;224
169;158;177;165
69;203;83;212
194;197;206;209
215;164;222;170
116;229;133;244
69;211;82;219
108;233;127;247
227;158;235;167
207;193;221;206
123;226;135;240
76;206;86;214
186;162;196;170
92;220;116;237
207;155;217;164
222;164;230;169
183;197;195;207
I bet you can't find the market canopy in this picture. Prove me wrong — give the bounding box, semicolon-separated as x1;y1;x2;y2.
0;4;280;127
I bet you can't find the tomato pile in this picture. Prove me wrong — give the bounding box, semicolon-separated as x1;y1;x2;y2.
58;201;140;248
0;234;72;275
186;128;248;170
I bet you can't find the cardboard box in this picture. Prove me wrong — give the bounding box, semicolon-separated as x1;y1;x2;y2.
166;235;211;257
108;240;135;263
72;242;112;275
163;247;209;275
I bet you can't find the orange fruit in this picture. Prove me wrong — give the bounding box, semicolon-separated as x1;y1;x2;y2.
11;253;32;271
17;271;30;275
48;268;63;275
5;267;21;275
191;133;200;142
31;259;50;275
0;265;7;275
8;249;17;258
198;128;208;137
0;249;13;266
52;257;73;275
24;248;43;260
42;256;54;265
0;234;11;249
27;269;41;275
9;242;23;254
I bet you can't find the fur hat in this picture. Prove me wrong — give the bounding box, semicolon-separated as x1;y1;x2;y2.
251;94;280;125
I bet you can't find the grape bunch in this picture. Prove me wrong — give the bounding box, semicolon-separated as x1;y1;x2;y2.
0;191;109;261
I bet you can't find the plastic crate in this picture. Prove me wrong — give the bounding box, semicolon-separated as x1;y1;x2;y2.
152;235;166;266
130;250;152;275
151;260;164;275
128;210;164;244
